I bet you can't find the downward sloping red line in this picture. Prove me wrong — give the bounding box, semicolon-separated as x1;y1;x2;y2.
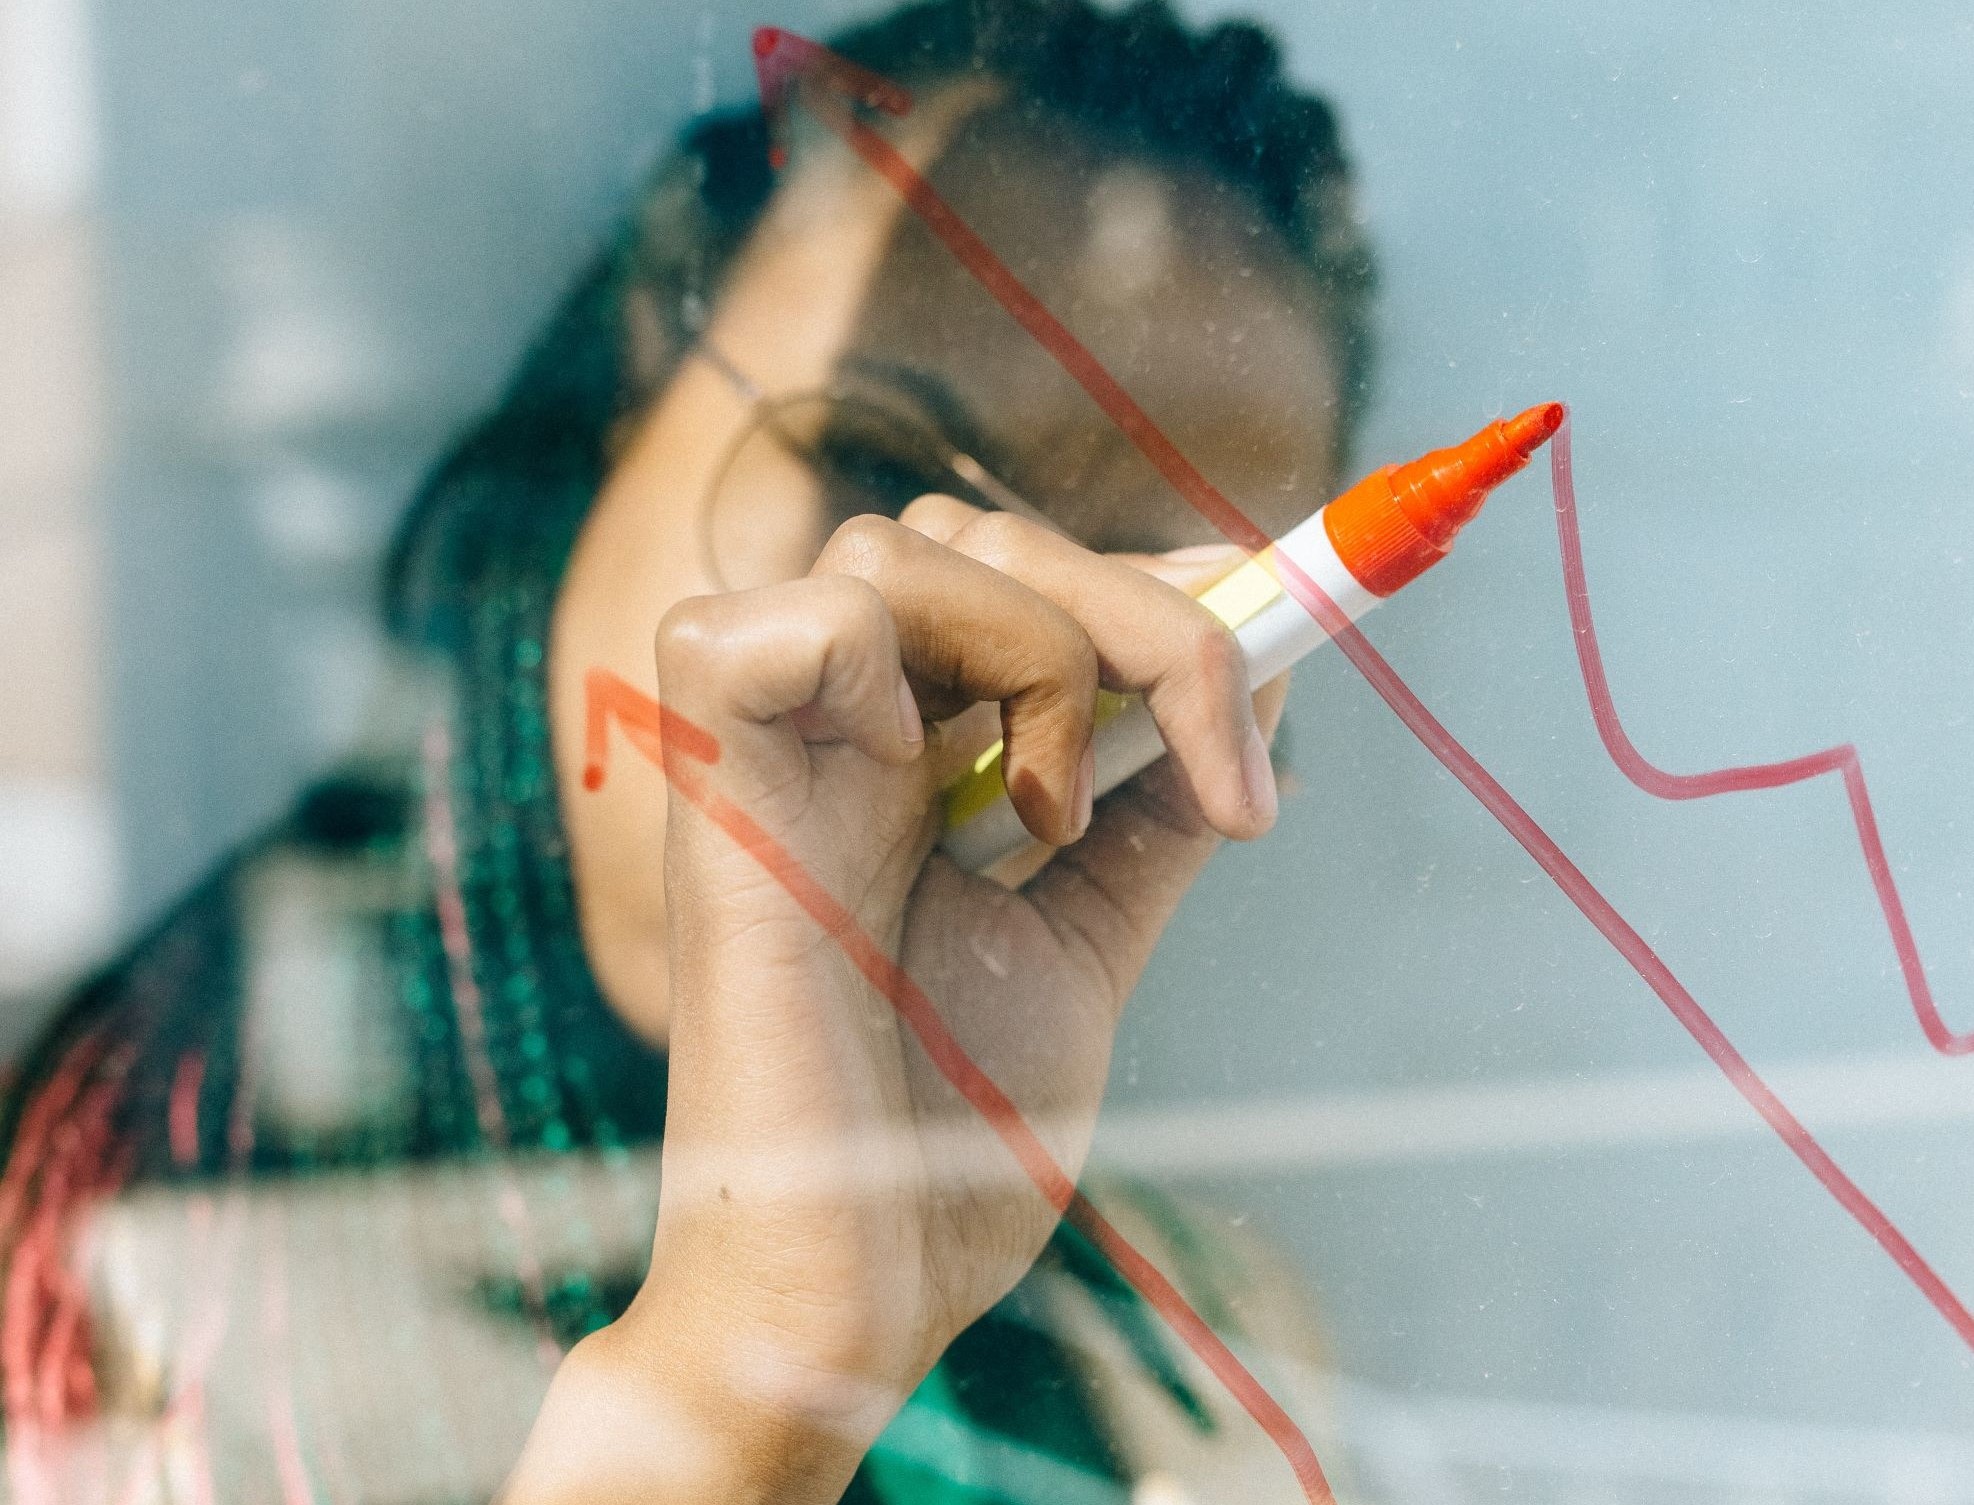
1266;543;1974;1350
757;33;1974;1349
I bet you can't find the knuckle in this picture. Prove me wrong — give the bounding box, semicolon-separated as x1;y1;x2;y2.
808;574;889;645
1044;619;1100;698
954;509;1038;572
653;594;727;669
898;491;979;532
816;512;905;579
1190;612;1245;686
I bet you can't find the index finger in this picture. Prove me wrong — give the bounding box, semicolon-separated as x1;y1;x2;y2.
912;507;1276;843
814;516;1101;847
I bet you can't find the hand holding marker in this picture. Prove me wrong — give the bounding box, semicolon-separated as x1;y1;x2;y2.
941;402;1568;871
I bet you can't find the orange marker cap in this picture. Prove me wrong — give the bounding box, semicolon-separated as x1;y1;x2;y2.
1323;402;1565;597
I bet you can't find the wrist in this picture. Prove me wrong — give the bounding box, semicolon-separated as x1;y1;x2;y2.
502;1283;897;1505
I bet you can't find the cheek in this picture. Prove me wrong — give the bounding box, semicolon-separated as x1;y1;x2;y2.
703;437;835;592
560;743;678;1045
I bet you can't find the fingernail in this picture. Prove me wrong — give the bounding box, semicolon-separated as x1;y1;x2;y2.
896;675;924;745
1072;742;1095;839
1162;543;1246;563
1241;723;1278;830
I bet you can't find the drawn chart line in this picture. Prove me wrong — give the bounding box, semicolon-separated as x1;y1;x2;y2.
1550;422;1974;1058
752;18;1974;1356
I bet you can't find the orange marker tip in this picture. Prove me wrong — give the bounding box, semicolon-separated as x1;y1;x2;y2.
582;764;604;792
1326;401;1566;595
1505;401;1566;455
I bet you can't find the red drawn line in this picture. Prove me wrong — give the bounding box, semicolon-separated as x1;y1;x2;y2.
582;668;1338;1505
752;19;1974;1369
1550;423;1973;1057
1270;540;1974;1349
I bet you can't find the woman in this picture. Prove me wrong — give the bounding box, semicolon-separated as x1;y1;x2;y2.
0;0;1374;1499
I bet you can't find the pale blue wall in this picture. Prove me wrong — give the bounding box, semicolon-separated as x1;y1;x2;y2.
94;0;865;908
1107;0;1974;1463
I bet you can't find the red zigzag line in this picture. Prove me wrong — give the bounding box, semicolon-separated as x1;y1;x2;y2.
1549;423;1972;1058
751;25;1974;1354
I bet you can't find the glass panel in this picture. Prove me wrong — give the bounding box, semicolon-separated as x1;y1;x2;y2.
2;2;1969;1501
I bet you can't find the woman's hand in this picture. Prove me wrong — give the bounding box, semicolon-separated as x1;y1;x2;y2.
510;499;1283;1503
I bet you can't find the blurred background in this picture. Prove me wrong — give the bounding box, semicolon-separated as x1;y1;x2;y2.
3;0;1972;1497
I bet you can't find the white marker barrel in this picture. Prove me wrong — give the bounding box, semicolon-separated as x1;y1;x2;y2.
938;507;1380;873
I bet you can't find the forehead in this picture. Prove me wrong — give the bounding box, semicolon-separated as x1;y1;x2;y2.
843;105;1342;552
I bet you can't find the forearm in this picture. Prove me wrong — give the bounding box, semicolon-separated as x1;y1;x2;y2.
500;1300;881;1505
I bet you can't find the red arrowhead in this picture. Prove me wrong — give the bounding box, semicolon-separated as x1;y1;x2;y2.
752;26;914;169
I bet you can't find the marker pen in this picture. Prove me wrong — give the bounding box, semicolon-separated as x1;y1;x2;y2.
939;401;1566;873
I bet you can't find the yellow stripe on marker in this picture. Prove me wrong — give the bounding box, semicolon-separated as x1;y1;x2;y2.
940;550;1288;831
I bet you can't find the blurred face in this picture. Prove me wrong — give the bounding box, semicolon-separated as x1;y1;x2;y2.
552;91;1343;1040
849;111;1340;553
